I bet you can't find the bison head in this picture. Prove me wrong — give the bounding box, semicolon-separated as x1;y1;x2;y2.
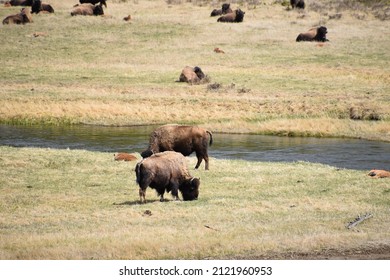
222;3;231;13
235;9;245;23
316;26;328;42
194;66;205;80
180;177;200;201
93;4;104;16
141;149;153;158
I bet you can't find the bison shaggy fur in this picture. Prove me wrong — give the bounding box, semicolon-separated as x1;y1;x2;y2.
141;124;213;170
71;3;104;16
135;151;200;203
80;0;107;8
2;8;33;24
210;3;233;17
114;153;137;161
291;0;305;9
179;66;205;84
296;26;328;42
217;8;245;23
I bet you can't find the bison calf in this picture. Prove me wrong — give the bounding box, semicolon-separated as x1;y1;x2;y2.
368;169;390;178
141;124;213;170
296;26;328;42
114;153;137;161
210;3;233;17
178;66;206;84
71;3;104;16
135;151;200;203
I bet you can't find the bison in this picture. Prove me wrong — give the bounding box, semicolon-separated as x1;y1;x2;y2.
114;153;137;161
291;0;305;9
296;26;328;42
368;169;390;178
80;0;107;8
135;151;200;203
178;66;206;84
210;3;233;17
4;0;32;6
217;8;245;23
2;7;33;24
71;3;104;16
141;124;213;170
31;0;54;14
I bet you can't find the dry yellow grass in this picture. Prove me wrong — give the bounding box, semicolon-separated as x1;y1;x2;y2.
0;0;389;140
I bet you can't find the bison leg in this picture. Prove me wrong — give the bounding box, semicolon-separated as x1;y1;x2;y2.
139;188;146;203
195;152;209;170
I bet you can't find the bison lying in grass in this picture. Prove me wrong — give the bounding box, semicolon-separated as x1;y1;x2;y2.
368;169;390;178
296;26;328;42
141;124;213;170
71;3;104;16
80;0;107;8
217;8;245;23
135;151;200;203
2;7;33;24
178;66;206;84
210;3;233;17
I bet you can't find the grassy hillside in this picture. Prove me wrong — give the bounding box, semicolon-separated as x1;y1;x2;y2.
0;146;389;259
0;0;389;141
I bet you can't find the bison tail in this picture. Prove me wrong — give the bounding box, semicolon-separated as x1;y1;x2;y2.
135;162;143;184
207;130;213;146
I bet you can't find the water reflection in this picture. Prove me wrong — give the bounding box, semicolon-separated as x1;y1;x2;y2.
0;124;389;170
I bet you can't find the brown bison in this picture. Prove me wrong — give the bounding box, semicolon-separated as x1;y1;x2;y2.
4;0;32;6
178;66;206;84
141;124;213;170
31;0;54;14
80;0;107;8
368;169;390;178
71;3;104;16
291;0;305;9
114;153;137;161
296;26;328;42
210;3;233;17
135;151;200;203
2;8;33;24
217;8;245;23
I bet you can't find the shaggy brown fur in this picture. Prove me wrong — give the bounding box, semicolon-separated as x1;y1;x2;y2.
5;0;32;6
296;26;328;42
210;3;233;17
71;3;104;16
114;153;137;161
368;169;390;178
2;8;33;24
141;124;213;170
80;0;107;8
217;8;245;23
135;151;200;203
178;66;205;84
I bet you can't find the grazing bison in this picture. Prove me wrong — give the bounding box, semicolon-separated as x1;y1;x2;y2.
141;124;213;170
2;7;33;24
296;26;328;42
368;169;390;178
217;8;245;23
291;0;305;9
114;153;137;161
178;66;205;84
210;3;233;17
80;0;107;8
71;3;104;16
135;151;200;203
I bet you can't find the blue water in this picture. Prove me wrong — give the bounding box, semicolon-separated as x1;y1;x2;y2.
0;124;389;170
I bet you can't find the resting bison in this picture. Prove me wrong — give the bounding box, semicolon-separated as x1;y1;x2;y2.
291;0;305;9
31;0;54;14
114;153;137;161
217;8;245;23
71;3;104;16
296;26;328;42
135;151;200;203
2;8;33;24
178;66;205;84
141;124;213;170
368;169;390;178
4;0;32;6
210;3;233;17
80;0;107;8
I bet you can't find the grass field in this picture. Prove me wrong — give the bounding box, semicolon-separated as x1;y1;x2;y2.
0;0;389;260
0;0;389;140
0;146;389;259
